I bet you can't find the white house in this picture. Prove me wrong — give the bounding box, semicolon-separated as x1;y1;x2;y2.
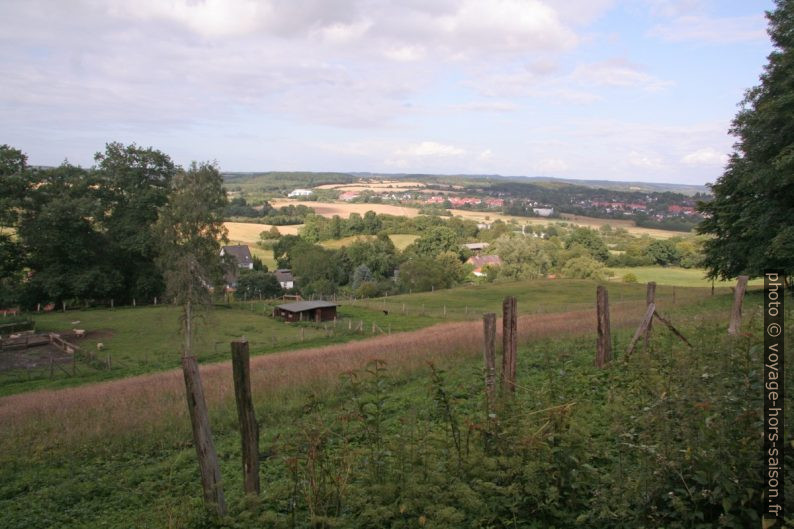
532;207;555;217
288;189;313;198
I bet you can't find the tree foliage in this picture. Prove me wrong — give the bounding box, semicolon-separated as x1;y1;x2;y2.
155;161;228;355
698;0;794;279
565;227;609;262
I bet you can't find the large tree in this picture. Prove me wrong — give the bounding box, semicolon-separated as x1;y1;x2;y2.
18;163;122;304
95;142;177;301
0;145;29;306
698;0;794;280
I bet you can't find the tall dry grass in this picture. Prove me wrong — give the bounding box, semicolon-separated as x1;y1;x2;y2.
0;298;698;456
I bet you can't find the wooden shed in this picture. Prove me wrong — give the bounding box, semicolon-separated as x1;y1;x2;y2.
274;301;338;323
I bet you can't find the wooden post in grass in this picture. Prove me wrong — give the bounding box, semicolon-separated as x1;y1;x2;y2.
182;355;226;516
596;286;612;368
231;339;260;495
645;282;656;351
728;275;749;336
501;296;517;394
482;313;497;407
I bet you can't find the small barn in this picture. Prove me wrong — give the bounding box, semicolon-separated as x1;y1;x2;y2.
274;301;338;322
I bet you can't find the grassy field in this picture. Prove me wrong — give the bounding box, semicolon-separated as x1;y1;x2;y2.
0;289;781;528
0;277;714;396
607;266;765;287
0;301;439;396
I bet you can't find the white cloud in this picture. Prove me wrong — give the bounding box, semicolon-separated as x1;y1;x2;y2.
681;147;728;166
627;150;663;168
572;59;673;91
396;141;466;157
452;100;518;112
649;15;767;44
535;158;569;172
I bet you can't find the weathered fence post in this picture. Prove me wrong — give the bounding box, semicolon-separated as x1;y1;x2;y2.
596;286;612;368
181;355;226;516
645;282;656;351
231;339;260;495
728;275;749;335
483;313;496;408
501;296;517;394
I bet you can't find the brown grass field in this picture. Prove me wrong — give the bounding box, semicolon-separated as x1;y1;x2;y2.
0;296;713;457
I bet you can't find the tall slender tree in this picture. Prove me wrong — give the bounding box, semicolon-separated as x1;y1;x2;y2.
155;161;228;516
698;0;794;281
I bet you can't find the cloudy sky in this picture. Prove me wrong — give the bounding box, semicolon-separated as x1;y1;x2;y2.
0;0;773;184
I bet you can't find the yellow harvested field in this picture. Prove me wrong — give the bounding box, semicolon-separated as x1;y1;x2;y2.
270;199;420;218
267;201;685;239
224;222;301;242
315;180;426;190
448;210;682;239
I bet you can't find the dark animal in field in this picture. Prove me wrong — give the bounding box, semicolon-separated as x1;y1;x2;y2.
382;310;389;316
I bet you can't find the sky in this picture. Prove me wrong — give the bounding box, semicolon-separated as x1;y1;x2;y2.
0;0;775;185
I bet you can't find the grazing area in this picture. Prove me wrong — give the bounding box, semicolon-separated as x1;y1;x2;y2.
0;278;704;396
606;266;766;287
0;289;784;528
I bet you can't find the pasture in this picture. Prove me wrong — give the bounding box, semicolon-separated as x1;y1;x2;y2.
606;266;766;287
0;287;773;528
0;277;718;396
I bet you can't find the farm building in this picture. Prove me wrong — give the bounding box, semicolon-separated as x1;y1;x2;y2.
274;301;338;322
274;269;294;290
288;188;313;198
462;242;490;253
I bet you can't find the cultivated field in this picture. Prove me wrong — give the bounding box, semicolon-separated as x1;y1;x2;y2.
320;233;418;250
225;221;300;239
270;199;419;218
315;180;427;191
269;199;684;238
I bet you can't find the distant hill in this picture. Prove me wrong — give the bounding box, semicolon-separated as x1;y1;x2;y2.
346;172;709;196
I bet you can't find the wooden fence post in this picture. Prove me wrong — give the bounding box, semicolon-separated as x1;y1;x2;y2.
501;297;517;394
231;339;260;495
181;355;226;516
728;275;749;336
626;303;656;357
596;286;612;368
483;313;496;407
645;282;656;351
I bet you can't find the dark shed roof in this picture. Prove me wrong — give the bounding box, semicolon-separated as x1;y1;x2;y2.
276;301;338;312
